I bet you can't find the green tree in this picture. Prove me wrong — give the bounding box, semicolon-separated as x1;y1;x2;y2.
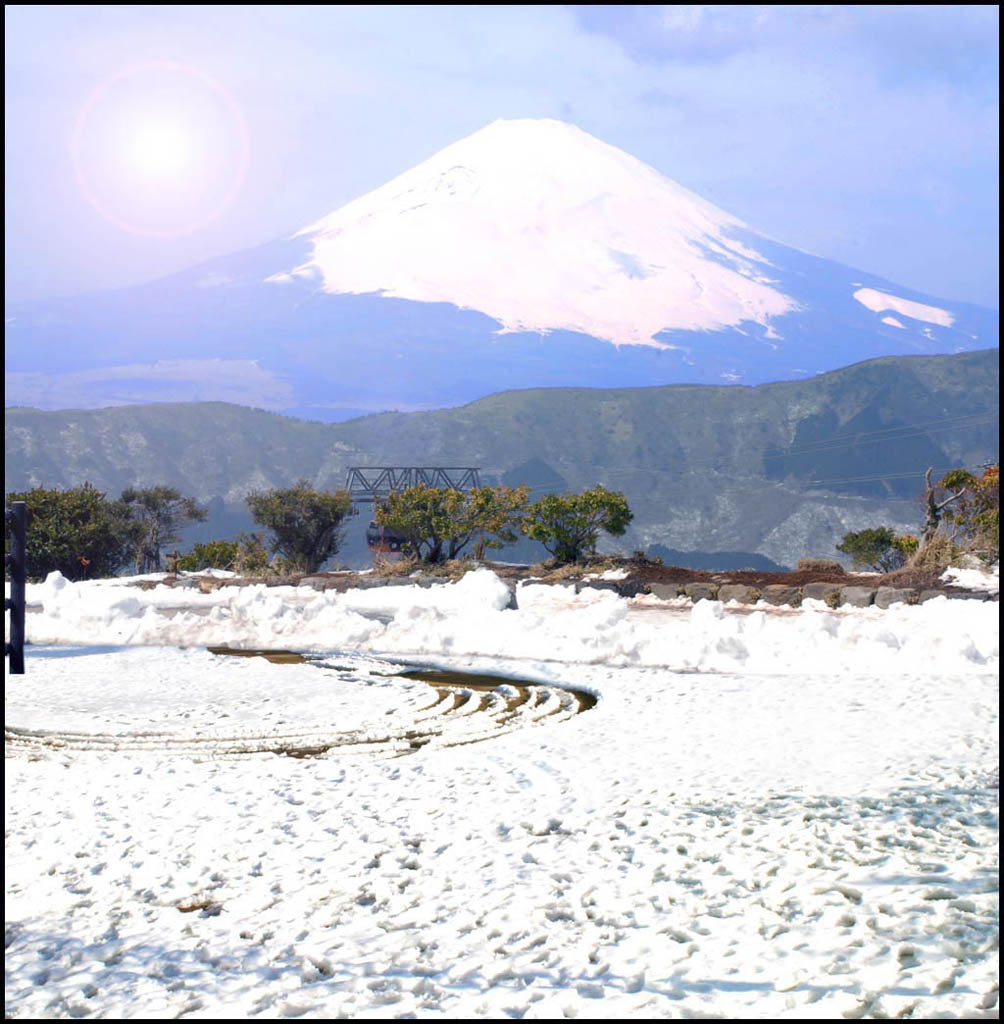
5;483;139;581
121;486;207;573
246;480;353;573
465;484;531;560
836;527;916;572
938;464;999;553
523;485;634;564
376;484;459;564
376;484;530;563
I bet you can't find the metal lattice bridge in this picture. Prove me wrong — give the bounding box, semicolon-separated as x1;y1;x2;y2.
345;467;482;503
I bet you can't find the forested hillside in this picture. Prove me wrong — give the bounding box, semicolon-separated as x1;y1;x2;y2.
6;350;998;567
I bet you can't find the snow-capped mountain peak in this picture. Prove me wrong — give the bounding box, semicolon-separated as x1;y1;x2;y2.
9;118;991;420
273;118;798;346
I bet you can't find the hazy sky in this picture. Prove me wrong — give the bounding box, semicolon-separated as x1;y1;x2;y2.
4;5;999;308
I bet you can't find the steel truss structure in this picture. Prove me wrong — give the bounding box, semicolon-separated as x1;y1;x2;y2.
345;467;482;503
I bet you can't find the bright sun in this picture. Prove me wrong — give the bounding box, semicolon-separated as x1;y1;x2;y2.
73;61;249;237
126;122;192;180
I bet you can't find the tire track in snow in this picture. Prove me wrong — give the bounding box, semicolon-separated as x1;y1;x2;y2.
4;650;596;761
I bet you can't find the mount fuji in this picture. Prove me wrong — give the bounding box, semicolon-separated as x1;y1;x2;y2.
5;118;997;420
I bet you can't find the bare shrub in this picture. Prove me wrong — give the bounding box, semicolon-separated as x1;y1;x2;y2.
907;535;961;571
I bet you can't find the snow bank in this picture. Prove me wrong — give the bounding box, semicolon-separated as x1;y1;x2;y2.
19;568;998;675
941;562;999;593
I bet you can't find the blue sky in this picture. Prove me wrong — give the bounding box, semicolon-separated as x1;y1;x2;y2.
4;5;999;309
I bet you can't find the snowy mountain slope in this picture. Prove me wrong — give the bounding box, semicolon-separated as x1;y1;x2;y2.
4;119;997;418
275;118;797;345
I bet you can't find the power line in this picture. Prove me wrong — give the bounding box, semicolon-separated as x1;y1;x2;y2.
764;410;996;455
601;464;975;490
802;467;959;487
764;413;998;462
596;464;993;504
595;414;997;479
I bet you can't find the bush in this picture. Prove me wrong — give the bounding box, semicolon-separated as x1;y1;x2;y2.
176;539;239;573
176;533;272;575
246;481;353;573
376;484;530;564
892;533;919;560
523;485;633;565
230;532;272;575
907;534;961;571
5;484;139;581
835;527;917;572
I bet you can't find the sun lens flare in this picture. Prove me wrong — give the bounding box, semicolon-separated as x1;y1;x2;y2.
72;61;248;239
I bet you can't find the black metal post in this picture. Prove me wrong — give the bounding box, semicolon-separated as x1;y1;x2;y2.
6;500;26;674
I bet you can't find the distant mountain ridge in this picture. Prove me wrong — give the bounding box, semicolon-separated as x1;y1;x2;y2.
5;119;997;420
6;350;998;568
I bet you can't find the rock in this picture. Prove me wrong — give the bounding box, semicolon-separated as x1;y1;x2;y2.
918;589;947;603
683;582;719;602
797;558;845;574
839;586;875;608
414;576;451;588
874;587;916;608
718;584;759;605
576;580;621;595
353;577;413;589
944;590;990;601
298;575;333;591
802;582;842;604
649;582;684;601
760;585;802;607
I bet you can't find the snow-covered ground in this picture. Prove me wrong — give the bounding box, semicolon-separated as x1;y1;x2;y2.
5;570;999;1019
942;562;1000;593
